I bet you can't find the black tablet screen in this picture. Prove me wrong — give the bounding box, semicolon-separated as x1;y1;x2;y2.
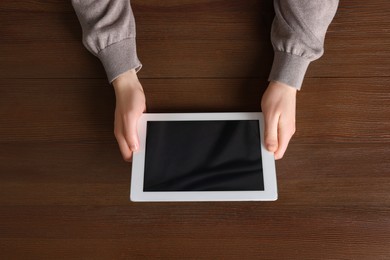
143;120;264;191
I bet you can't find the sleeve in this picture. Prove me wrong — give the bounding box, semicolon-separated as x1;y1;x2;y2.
71;0;142;83
268;0;339;90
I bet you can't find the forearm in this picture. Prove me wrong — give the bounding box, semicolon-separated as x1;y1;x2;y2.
269;0;339;89
71;0;142;83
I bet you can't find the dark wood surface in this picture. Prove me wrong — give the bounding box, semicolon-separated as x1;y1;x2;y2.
0;0;389;259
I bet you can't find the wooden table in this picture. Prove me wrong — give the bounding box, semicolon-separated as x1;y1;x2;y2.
0;1;389;259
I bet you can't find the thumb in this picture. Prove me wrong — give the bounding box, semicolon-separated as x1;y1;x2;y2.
124;113;140;152
264;114;279;153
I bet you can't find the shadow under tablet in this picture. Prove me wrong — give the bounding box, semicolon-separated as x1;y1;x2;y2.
143;120;264;191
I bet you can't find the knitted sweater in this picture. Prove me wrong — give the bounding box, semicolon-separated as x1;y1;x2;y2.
71;0;338;90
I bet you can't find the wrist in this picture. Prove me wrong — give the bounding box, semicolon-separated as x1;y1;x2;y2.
270;80;297;95
112;69;143;92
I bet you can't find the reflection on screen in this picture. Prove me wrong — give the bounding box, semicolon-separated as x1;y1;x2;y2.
143;120;263;191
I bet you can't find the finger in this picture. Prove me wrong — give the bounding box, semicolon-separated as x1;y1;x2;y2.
123;113;140;152
274;121;295;160
115;131;133;162
114;113;133;162
263;114;280;153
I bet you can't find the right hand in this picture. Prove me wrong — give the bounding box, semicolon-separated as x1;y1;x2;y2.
112;69;146;162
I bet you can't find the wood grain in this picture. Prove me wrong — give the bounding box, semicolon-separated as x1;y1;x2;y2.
0;78;388;143
0;143;389;207
0;143;389;258
0;0;389;259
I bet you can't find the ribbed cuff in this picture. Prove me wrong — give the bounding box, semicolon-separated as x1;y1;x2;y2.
97;37;142;84
268;51;311;90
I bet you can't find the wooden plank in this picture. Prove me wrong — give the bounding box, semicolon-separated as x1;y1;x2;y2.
0;143;388;206
0;78;389;143
297;77;390;144
0;234;389;259
0;1;389;259
0;1;389;78
0;142;389;258
0;207;389;259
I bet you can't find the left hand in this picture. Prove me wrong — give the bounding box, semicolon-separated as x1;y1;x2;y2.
261;81;297;160
112;69;147;162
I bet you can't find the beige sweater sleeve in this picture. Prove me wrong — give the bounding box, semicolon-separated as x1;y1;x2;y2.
72;1;338;88
269;0;339;90
71;0;142;83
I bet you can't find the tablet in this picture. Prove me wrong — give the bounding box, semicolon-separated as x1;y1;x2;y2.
130;112;277;202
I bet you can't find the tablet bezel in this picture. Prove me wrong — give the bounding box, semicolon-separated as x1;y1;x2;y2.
130;112;277;202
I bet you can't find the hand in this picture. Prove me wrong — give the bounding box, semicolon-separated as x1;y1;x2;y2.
112;69;146;162
261;81;297;160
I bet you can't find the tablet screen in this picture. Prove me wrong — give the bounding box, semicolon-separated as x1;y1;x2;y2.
143;120;264;191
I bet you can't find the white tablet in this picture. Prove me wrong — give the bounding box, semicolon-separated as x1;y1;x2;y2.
130;112;277;202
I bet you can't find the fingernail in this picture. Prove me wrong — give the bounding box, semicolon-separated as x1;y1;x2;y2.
267;144;276;151
131;144;138;151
